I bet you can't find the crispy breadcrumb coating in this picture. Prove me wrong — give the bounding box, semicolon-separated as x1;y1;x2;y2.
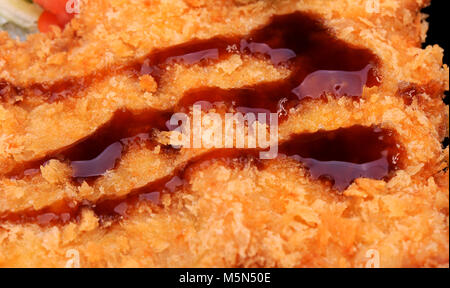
0;0;448;267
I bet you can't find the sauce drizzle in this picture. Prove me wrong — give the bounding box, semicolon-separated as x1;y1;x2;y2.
0;12;404;227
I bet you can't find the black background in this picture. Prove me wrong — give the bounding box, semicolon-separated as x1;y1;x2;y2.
423;0;449;106
423;1;448;149
423;1;448;66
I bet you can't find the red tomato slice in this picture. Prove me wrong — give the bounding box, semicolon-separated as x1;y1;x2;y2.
38;11;64;33
35;0;75;31
34;0;68;16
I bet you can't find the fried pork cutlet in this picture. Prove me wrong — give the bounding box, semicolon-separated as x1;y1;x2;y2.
0;0;448;268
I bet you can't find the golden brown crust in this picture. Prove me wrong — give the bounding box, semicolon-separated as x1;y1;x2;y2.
0;0;448;267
